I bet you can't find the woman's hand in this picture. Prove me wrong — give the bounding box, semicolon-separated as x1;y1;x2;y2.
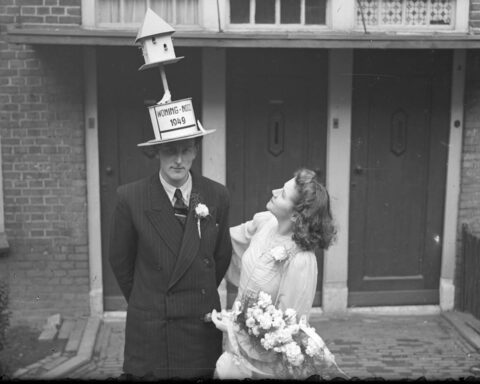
211;309;230;332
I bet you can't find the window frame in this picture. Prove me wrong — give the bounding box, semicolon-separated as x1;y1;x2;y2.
224;0;331;31
84;0;203;30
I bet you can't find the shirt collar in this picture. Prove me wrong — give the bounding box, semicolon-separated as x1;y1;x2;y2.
159;171;192;205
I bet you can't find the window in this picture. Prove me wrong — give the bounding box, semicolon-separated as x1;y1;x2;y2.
356;0;456;28
96;0;200;27
229;0;327;26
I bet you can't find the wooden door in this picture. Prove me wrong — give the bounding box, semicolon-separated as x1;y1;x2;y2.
227;49;328;306
348;50;451;306
98;47;202;310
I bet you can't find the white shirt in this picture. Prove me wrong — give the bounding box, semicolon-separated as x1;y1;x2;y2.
159;171;192;207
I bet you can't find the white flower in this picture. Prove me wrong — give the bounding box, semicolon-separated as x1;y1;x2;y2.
245;317;256;328
270;245;288;262
284;342;304;366
251;326;260;336
252;308;263;319
274;328;293;344
260;335;275;350
258;313;272;330
195;203;209;218
266;304;276;314
272;316;285;329
257;292;272;308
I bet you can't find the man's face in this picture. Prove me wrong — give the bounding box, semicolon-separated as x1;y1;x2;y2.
156;139;198;187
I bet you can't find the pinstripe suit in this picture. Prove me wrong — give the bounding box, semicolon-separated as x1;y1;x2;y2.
109;172;232;379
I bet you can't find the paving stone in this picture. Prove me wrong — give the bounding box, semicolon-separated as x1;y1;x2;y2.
65;318;87;353
58;319;76;339
43;355;69;371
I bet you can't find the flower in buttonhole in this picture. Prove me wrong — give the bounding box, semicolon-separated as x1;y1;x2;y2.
194;203;209;218
270;245;288;262
257;292;272;308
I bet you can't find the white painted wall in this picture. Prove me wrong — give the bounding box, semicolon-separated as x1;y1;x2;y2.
84;47;104;316
201;47;228;308
440;49;466;311
323;49;353;312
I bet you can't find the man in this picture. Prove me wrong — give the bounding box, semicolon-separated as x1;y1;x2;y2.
109;124;232;379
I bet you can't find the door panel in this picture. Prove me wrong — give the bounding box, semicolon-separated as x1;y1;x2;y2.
349;50;451;306
98;47;202;310
226;49;328;307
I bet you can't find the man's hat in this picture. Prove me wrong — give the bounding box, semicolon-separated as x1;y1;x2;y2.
138;98;215;147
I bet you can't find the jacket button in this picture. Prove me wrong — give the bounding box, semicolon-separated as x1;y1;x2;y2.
201;289;206;295
203;258;210;266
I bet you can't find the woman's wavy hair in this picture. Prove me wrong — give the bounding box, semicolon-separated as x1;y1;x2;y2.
291;168;336;251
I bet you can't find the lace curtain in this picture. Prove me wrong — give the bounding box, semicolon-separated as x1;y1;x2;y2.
97;0;199;26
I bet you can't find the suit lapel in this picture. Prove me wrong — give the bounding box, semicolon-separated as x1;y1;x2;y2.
145;175;184;255
168;175;202;289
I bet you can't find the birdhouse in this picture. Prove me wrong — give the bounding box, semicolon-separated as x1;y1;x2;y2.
135;9;183;71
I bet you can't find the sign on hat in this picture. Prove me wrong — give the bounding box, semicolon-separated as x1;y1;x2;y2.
138;98;215;147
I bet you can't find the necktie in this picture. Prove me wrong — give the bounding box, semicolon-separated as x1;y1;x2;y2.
173;189;188;227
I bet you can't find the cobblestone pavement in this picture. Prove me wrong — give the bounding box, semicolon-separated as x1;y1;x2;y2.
68;319;125;380
67;314;480;380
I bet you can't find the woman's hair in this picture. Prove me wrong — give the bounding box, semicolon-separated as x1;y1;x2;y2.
292;168;336;251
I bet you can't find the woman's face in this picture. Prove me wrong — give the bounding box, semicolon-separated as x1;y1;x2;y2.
266;178;299;221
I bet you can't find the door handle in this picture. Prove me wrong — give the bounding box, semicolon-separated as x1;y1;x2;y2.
354;165;364;175
105;166;114;176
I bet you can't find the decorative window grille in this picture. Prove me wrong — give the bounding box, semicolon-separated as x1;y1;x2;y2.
229;0;327;26
96;0;199;27
356;0;455;27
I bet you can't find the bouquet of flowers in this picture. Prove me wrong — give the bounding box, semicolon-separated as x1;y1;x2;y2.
231;291;345;379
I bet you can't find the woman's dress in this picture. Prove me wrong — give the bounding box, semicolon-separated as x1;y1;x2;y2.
215;211;318;379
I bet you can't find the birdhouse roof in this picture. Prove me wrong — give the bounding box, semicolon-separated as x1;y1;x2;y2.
135;8;175;43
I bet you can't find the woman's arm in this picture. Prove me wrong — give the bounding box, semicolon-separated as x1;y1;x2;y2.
276;251;318;319
226;211;273;286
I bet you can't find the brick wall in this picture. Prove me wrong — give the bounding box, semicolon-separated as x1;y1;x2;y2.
0;0;89;327
460;52;480;235
471;0;480;31
455;50;480;307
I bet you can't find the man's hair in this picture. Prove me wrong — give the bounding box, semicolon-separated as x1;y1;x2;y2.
141;136;203;159
291;168;336;251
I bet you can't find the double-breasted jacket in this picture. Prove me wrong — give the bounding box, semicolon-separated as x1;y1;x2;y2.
109;172;232;378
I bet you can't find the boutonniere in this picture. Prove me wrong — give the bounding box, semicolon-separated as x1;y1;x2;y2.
193;203;209;239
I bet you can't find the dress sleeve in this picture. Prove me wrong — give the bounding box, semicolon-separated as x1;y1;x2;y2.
226;211;273;287
276;251;318;320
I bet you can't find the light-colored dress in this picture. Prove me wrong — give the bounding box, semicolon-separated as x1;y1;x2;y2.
216;211;318;379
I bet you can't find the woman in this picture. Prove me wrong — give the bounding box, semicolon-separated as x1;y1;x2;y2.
211;168;337;379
